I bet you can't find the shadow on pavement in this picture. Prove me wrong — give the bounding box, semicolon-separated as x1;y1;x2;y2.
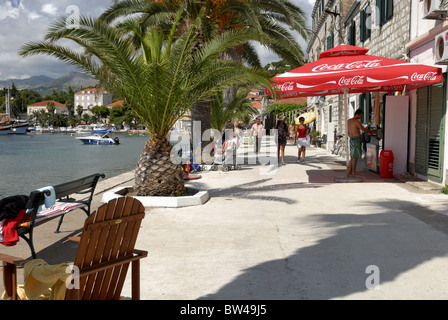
199;199;448;299
206;178;324;205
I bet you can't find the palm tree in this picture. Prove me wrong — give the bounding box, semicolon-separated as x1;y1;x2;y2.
211;87;257;132
100;0;309;67
100;0;310;152
19;10;271;196
46;101;56;117
76;105;83;118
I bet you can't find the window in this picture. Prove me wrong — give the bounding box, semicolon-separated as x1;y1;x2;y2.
329;105;333;123
327;32;334;50
376;0;393;26
359;93;372;123
348;21;356;45
360;5;371;42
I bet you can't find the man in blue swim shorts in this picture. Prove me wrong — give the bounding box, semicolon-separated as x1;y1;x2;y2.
347;109;377;177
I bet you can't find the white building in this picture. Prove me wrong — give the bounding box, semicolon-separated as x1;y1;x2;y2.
27;100;67;116
407;0;448;184
74;88;113;114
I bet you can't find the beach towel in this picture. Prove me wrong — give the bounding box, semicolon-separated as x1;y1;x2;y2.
2;259;71;300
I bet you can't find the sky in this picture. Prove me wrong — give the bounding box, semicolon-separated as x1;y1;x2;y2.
0;0;315;81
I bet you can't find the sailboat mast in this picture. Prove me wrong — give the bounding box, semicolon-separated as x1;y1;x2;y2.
6;86;10;119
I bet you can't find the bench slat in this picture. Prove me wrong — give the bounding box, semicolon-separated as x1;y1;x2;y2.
8;173;105;259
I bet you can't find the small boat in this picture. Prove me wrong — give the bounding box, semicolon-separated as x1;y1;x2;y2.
1;88;29;135
10;121;29;134
76;131;120;145
0;123;12;135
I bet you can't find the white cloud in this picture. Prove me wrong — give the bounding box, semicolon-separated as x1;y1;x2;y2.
0;0;24;20
0;0;312;80
41;3;57;15
27;11;40;21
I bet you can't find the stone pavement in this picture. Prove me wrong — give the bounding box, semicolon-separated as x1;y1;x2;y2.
2;138;448;300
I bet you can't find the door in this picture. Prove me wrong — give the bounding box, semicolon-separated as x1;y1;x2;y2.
415;82;446;182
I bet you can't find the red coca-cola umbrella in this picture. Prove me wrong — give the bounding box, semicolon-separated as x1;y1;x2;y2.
267;44;443;98
266;44;444;178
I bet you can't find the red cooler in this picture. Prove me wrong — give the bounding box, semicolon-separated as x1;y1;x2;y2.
380;150;394;178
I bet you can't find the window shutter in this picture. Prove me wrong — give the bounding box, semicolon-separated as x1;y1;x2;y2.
351;22;356;45
329;105;333;123
327;32;334;49
366;6;371;39
376;0;384;26
386;0;393;20
348;23;352;45
360;10;366;42
359;94;365;123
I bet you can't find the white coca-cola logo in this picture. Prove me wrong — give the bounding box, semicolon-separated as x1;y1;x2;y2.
411;72;437;81
312;60;382;72
275;82;295;91
338;76;365;86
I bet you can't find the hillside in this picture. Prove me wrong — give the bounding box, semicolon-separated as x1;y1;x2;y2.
0;72;98;95
0;75;54;88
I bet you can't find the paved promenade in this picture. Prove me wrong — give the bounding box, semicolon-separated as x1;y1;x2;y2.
2;138;448;300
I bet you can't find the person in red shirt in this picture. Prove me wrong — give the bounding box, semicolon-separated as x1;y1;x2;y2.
296;117;310;164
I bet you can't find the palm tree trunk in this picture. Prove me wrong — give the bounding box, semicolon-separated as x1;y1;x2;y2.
134;134;185;196
191;101;214;164
222;48;242;109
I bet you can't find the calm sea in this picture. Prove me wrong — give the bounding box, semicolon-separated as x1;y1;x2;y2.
0;132;150;198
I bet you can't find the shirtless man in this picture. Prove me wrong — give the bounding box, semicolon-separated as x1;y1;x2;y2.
347;109;377;177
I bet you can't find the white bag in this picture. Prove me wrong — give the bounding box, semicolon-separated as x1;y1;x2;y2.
305;135;311;146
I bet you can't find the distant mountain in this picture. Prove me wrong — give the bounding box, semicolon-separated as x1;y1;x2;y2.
0;75;54;88
0;72;99;96
32;72;99;95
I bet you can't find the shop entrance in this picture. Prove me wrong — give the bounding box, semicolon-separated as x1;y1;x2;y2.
415;81;446;182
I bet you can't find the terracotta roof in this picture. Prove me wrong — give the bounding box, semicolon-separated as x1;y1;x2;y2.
251;101;262;109
28;100;66;107
108;101;124;107
272;97;307;105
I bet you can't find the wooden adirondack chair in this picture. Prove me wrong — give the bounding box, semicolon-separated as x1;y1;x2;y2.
1;197;148;300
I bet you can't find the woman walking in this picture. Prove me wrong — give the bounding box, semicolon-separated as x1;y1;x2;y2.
296;117;310;164
275;115;289;165
288;121;296;144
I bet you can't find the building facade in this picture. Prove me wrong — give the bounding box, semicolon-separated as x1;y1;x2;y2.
307;0;421;180
74;88;113;115
407;0;448;183
307;0;355;149
27;100;67;116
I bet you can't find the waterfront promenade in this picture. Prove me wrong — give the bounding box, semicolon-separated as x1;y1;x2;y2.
2;138;448;300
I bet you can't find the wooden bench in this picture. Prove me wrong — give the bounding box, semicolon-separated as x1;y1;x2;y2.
14;173;105;259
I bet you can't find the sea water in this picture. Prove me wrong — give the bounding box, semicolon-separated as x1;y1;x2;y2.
0;132;149;197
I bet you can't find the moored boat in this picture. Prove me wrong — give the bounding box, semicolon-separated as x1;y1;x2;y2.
76;131;120;145
1;88;29;135
0;124;12;135
10;121;29;134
